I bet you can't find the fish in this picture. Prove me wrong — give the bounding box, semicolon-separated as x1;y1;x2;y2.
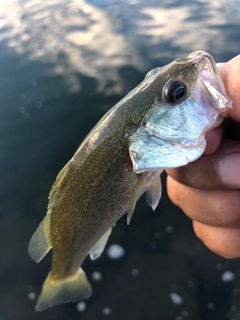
28;51;232;311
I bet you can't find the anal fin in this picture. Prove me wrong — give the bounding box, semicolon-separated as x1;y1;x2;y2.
89;228;112;261
28;214;52;263
145;174;162;210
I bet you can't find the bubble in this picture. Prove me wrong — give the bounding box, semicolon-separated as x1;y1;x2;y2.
176;316;183;320
76;301;86;312
188;281;195;288
234;289;239;295
208;303;215;310
204;283;210;290
171;284;177;291
131;269;140;277
166;225;174;233
150;241;157;248
23;112;30;119
231;305;237;311
19;106;26;113
31;80;37;88
221;271;235;282
216;263;223;270
28;292;36;300
153;232;161;240
169;292;183;305
20;93;27;99
92;271;102;282
102;307;111;316
36;101;43;108
181;310;188;317
107;244;125;260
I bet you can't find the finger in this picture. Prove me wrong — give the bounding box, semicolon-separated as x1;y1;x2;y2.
166;140;240;189
193;221;240;258
166;176;240;227
204;125;223;155
218;55;240;122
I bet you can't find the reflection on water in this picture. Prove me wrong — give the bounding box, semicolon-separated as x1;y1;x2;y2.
1;0;240;319
0;0;144;94
1;0;240;94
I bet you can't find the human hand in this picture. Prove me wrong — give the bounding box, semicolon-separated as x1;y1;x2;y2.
166;54;240;258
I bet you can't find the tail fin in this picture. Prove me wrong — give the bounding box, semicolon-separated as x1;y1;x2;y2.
36;268;92;311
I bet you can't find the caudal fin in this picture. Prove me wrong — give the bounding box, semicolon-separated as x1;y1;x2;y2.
36;268;92;311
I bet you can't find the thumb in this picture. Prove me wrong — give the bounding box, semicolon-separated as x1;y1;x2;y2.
218;54;240;122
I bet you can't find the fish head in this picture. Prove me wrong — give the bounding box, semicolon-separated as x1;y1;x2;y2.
129;51;232;173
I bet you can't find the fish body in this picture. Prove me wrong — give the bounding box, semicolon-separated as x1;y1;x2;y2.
28;51;232;311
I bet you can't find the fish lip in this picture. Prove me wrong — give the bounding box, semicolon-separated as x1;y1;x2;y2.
188;51;232;116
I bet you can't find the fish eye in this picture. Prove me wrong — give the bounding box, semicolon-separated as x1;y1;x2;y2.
165;80;187;103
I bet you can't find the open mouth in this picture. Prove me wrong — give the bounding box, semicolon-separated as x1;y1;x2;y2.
188;51;232;117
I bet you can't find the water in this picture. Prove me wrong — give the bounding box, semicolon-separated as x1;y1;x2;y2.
1;0;240;319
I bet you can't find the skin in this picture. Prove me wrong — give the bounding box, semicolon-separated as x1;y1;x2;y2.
166;54;240;259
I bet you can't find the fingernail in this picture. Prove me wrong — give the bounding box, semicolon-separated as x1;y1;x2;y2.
219;154;240;186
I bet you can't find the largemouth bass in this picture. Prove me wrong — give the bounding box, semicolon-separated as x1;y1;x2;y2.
28;51;232;311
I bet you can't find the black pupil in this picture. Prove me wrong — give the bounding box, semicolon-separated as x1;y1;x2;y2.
167;81;187;103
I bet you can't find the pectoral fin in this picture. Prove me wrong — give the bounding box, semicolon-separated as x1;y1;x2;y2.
127;173;152;225
28;214;52;263
89;228;112;260
145;174;162;210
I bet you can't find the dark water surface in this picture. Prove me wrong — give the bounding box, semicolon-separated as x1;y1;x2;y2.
1;0;240;319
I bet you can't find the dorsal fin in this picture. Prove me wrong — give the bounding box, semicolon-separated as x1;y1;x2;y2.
48;161;72;210
28;161;72;263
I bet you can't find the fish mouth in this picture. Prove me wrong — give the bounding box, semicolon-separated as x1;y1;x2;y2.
188;51;232;118
172;52;233;149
